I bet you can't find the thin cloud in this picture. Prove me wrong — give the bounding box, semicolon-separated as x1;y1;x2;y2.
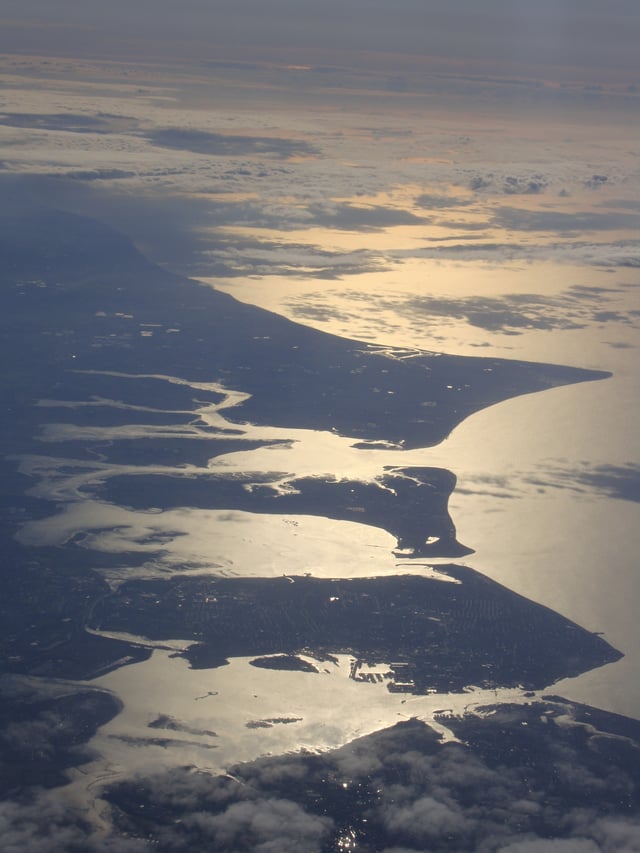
147;128;319;160
396;239;640;267
0;112;114;133
493;206;640;233
414;192;474;210
291;284;638;336
527;463;640;502
304;202;428;231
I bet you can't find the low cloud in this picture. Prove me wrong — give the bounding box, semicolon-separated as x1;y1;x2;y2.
10;700;640;849
0;793;149;852
181;798;333;852
0;677;144;851
65;169;136;181
584;174;609;190
304;202;428;231
493;206;640;233
502;175;548;195
396;237;640;267
468;174;548;195
382;794;474;847
290;283;637;337
101;699;640;851
146;128;319;160
0;173;420;277
527;463;640;503
0;676;122;797
414;193;474;210
394;285;636;334
201;234;386;279
0;112;114;134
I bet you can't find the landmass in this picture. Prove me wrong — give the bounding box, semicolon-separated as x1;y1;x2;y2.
89;568;621;693
103;698;640;852
97;466;471;558
0;207;609;454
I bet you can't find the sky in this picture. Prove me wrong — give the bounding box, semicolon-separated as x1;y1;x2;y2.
1;0;639;83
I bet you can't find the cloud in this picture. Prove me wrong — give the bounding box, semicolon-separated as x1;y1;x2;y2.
105;767;332;851
0;793;149;852
591;817;640;851
5;0;639;86
492;206;640;233
598;199;640;211
468;175;548;195
200;235;386;279
396;285;636;334
470;175;494;191
0;676;122;796
502;176;548;195
584;174;609;190
0;173;218;273
402;238;640;267
0;677;148;851
415;193;474;209
0;112;114;133
290;283;638;337
0;174;416;278
181;798;333;852
100;698;640;851
304;202;428;232
527;463;640;502
64;169;136;181
146;128;319;160
382;794;473;846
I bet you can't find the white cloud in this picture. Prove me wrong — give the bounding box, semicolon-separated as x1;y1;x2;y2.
0;794;148;853
382;794;474;844
182;798;333;852
498;840;600;852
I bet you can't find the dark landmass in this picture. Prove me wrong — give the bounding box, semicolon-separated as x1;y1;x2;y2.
40;435;289;468
0;207;609;452
98;466;471;558
0;535;152;681
89;568;621;693
542;693;640;743
446;699;640;770
249;654;320;673
36;370;226;414
104;697;640;852
0;676;121;797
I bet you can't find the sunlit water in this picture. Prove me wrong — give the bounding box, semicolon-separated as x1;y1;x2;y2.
205;258;640;718
72;648;533;795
